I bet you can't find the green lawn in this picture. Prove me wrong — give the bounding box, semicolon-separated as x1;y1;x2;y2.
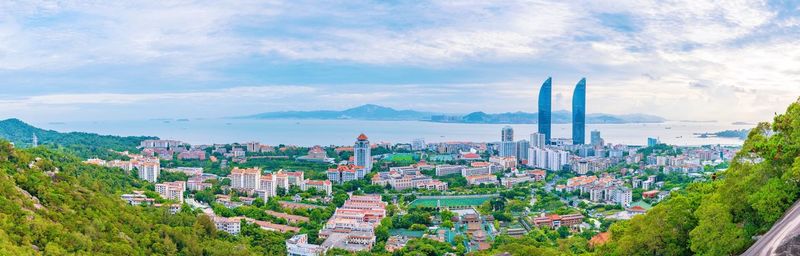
410;196;494;208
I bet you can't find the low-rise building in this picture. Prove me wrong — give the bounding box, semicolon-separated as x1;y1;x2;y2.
213;217;241;235
287;234;326;256
121;191;154;206
531;213;583;229
302;179;333;196
466;174;498;186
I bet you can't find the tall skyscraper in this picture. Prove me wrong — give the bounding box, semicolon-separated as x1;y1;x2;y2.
499;126;516;157
32;133;38;147
530;133;546;148
590;130;603;146
538;77;552;144
354;133;372;173
572;78;586;145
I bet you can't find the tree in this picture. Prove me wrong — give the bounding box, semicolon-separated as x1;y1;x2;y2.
410;224;427;231
689;201;748;255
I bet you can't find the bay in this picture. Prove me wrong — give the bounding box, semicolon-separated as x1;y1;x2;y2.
33;119;748;147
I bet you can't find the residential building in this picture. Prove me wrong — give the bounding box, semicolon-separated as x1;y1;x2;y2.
302;179;333;196
155;181;186;203
516;140;529;163
135;160;160;183
499;126;515;157
590;130;603;146
121;191;154;206
327;164;363;184
258;173;278;200
177;150;206;160
213;217;241;235
229;167;261;191
531;133;546;148
246;141;261;152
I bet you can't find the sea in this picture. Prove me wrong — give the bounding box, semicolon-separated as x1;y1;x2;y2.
33;119;749;147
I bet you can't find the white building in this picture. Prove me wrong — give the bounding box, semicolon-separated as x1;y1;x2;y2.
516;140;530;163
136;161;160;183
229;167;261;190
498;126;515;157
287;234;326;256
155;181;186;203
214;217;241;235
435;165;464;176
302;179;333;196
257;173;278;200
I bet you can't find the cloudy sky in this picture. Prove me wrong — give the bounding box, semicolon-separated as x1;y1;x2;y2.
1;0;799;123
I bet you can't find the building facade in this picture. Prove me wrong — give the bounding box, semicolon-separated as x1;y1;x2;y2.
538;77;552;144
572;78;586;145
354;134;372;172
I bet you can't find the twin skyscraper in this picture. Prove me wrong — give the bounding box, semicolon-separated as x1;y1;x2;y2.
537;77;586;145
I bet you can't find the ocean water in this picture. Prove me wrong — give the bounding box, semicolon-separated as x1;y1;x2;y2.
33;119;749;147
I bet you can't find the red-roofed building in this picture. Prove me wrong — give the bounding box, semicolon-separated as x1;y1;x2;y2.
303;179;332;195
532;213;583;228
642;190;660;199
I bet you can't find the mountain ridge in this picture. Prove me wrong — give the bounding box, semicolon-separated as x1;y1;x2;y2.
241;104;666;124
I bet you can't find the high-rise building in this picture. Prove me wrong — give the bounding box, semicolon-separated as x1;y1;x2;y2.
412;138;426;151
572;78;586;145
32;133;38;147
530;133;546;148
229;167;262;190
499;126;515;157
590;130;603;146
647;137;660;147
516;140;529;163
355;133;372;172
136;160;160;183
538;77;552;144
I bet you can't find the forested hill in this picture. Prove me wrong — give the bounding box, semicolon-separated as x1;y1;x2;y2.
0;118;157;158
594;98;800;255
0;141;284;255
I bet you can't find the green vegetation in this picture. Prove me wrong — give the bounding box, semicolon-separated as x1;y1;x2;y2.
0;118;156;159
598;99;800;255
409;195;495;208
0;140;290;255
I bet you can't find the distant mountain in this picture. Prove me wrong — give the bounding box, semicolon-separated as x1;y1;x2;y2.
0;118;157;158
242;104;435;121
439;110;664;124
241;104;665;124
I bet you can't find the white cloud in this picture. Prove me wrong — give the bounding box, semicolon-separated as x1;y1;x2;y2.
0;0;797;123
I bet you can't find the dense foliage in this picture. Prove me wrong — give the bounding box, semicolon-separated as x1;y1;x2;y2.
0;141;284;255
598;99;800;255
0;118;156;159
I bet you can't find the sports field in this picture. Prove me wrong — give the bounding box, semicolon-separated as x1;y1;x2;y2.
409;195;495;208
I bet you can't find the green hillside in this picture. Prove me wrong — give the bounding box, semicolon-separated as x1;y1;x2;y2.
597;98;800;255
0;118;157;158
0;141;286;255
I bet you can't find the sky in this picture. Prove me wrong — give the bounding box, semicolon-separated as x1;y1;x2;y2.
0;0;799;123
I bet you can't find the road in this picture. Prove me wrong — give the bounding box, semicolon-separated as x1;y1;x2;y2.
743;199;800;256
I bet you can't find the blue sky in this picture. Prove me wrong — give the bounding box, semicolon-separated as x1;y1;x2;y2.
0;0;799;122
